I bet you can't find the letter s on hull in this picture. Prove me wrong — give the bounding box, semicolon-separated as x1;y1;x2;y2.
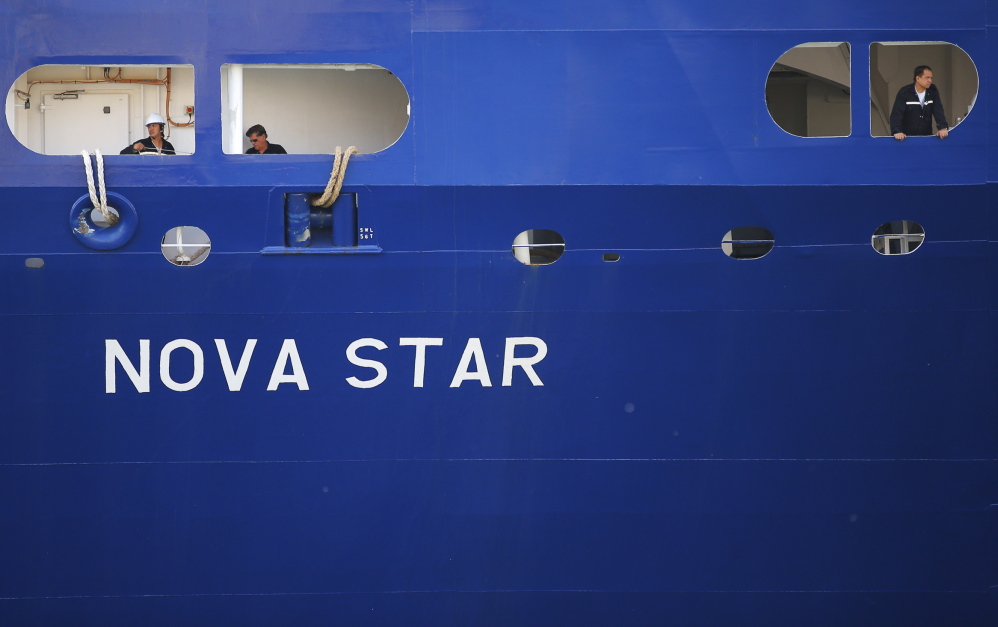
346;338;388;388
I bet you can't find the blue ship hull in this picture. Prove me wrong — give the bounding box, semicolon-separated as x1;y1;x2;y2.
1;1;995;624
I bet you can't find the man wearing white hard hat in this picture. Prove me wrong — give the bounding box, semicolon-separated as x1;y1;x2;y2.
120;113;176;154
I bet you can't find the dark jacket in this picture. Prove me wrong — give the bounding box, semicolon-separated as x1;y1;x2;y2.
120;137;176;155
890;84;948;136
246;143;287;154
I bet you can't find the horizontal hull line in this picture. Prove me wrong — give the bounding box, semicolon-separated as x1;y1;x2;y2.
2;458;992;467
0;588;983;601
1;309;993;317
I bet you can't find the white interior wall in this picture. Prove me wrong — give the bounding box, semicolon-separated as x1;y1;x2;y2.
223;65;409;154
5;73;28;142
6;65;195;154
165;66;195;153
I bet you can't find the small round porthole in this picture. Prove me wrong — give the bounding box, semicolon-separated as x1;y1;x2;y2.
162;226;211;266
512;229;565;266
872;220;924;255
722;227;775;260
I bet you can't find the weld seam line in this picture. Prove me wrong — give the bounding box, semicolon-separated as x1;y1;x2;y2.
0;588;985;601
0;309;991;317
2;458;992;467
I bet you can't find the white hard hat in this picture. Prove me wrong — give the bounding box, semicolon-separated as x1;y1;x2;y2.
145;113;166;126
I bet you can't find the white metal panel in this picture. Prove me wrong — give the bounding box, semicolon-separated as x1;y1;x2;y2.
42;93;129;155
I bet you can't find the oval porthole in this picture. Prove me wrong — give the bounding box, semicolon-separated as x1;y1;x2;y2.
872;220;924;255
512;229;565;266
722;227;774;260
161;226;211;266
870;42;978;136
766;43;851;137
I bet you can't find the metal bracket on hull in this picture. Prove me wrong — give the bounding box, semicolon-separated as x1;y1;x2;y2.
259;192;381;255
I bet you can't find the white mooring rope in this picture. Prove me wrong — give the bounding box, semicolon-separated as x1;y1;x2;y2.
80;149;116;226
311;145;357;208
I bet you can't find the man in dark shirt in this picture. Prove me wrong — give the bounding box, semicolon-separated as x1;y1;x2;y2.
890;65;949;140
245;124;288;154
120;113;176;154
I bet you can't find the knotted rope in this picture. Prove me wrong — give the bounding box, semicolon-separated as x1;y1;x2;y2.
80;150;117;226
311;145;357;208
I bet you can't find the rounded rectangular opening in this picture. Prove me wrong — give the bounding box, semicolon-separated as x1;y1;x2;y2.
220;64;409;155
6;65;195;155
870;42;978;137
766;43;851;137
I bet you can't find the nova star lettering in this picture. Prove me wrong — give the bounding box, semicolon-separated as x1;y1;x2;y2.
105;337;547;393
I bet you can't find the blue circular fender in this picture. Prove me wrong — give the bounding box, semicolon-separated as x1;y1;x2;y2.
69;192;138;250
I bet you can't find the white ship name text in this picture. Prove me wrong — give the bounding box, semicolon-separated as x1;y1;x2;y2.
104;337;547;393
